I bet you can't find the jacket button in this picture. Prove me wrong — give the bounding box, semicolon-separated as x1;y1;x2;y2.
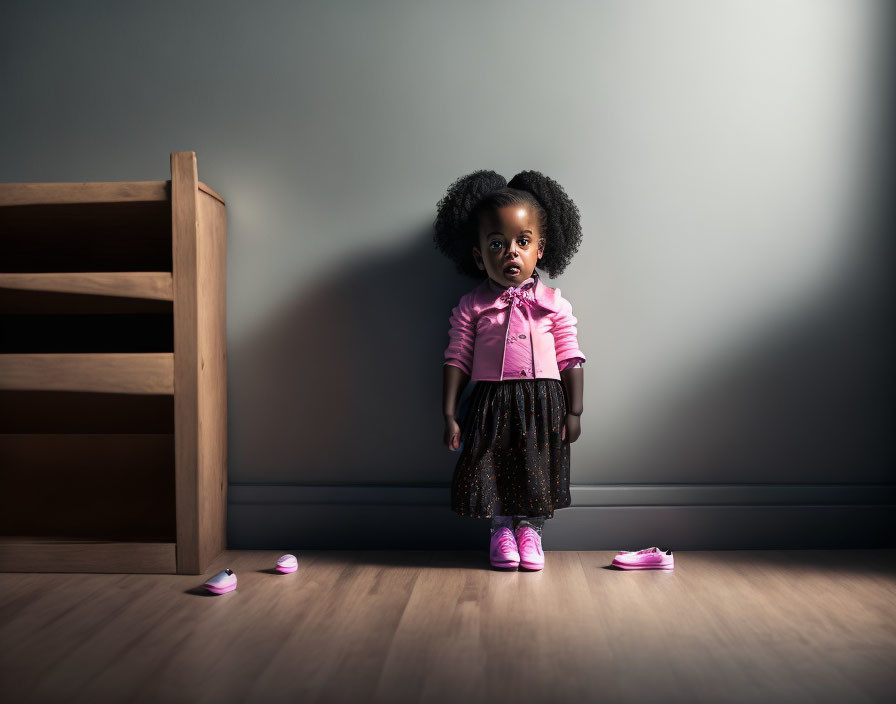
519;334;526;339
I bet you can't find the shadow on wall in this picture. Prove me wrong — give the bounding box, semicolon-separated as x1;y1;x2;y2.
230;229;475;484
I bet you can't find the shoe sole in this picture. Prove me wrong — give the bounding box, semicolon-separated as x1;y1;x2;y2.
611;562;674;570
204;583;237;594
520;561;544;571
490;558;519;569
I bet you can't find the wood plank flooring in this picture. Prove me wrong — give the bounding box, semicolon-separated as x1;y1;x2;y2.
1;550;894;703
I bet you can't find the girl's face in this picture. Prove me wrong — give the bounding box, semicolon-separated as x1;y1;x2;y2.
472;205;544;288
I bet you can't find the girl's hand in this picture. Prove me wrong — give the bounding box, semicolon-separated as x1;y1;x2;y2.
443;417;462;451
561;413;581;444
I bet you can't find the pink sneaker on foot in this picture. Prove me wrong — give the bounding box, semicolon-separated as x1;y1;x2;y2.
612;547;674;570
514;525;545;571
489;526;520;569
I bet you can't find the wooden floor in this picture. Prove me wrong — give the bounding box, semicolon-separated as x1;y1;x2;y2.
1;549;894;704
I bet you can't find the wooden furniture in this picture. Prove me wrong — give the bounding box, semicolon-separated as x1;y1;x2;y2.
0;151;227;574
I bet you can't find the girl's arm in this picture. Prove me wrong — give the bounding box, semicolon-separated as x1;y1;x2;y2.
552;292;585;441
443;363;470;419
560;366;583;416
442;295;475;448
560;365;583;443
552;292;586;415
443;294;475;417
551;291;586;370
443;363;470;449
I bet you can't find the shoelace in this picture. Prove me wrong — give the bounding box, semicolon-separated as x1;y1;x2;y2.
496;528;517;552
515;527;540;551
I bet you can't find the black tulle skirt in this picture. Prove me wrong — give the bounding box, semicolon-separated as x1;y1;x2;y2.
450;379;572;519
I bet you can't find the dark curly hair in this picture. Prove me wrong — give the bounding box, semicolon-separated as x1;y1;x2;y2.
432;169;583;279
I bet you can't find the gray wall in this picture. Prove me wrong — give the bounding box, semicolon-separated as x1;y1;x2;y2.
2;0;893;549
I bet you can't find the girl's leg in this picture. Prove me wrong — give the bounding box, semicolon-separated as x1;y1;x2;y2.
490;515;513;535
513;515;547;537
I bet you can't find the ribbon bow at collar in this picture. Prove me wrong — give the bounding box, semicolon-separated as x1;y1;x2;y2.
498;278;537;308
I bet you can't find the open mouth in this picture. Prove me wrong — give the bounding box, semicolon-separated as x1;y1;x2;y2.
504;265;521;277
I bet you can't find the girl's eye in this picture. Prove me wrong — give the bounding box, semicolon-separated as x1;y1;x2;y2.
488;239;528;250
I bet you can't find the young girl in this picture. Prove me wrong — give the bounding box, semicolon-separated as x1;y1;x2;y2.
433;169;586;571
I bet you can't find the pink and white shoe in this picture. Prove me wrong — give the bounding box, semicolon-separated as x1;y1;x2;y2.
514;525;545;571
203;568;237;594
276;554;298;573
612;547;674;570
489;526;520;569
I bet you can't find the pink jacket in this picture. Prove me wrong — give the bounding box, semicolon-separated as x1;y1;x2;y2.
443;273;586;382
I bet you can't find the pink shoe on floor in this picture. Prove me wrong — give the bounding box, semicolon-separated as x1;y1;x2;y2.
514;525;545;571
489;526;520;569
612;547;674;570
202;568;237;594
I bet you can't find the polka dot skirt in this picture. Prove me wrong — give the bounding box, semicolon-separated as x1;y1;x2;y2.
451;379;571;519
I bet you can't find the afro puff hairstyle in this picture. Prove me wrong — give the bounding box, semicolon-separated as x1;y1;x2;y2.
432;169;583;280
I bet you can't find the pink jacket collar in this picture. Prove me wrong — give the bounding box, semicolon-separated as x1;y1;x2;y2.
473;270;561;314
